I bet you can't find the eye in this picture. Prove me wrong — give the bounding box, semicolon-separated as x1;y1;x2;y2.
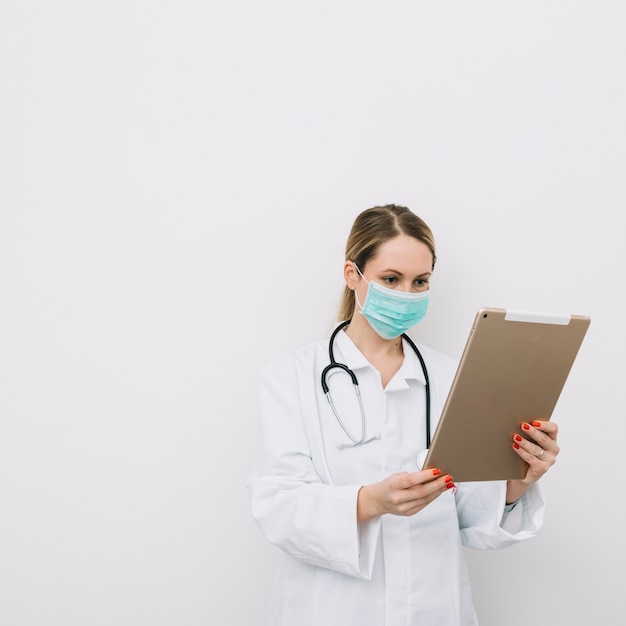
382;276;398;285
414;278;430;289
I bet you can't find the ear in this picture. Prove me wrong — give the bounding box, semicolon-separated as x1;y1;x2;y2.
343;261;360;291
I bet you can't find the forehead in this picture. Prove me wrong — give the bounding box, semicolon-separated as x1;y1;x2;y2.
368;235;433;272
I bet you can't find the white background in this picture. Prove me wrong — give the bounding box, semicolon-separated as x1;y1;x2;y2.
1;1;624;625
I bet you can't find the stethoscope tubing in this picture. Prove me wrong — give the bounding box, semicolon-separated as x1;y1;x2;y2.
321;320;431;449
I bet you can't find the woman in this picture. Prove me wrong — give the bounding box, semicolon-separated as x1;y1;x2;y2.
248;204;558;626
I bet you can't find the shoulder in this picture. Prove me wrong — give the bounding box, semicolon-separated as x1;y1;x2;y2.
260;338;327;383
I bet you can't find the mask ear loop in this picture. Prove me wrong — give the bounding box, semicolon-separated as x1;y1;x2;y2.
351;262;368;315
352;262;368;283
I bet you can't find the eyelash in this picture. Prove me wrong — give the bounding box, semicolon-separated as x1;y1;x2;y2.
382;277;429;287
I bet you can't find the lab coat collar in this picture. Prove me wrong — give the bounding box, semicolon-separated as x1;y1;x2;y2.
333;329;427;390
333;328;372;372
390;336;428;390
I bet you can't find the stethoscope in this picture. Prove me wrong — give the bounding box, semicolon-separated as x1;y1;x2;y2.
321;320;431;462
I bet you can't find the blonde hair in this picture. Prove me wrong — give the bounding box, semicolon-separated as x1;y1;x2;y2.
337;204;436;322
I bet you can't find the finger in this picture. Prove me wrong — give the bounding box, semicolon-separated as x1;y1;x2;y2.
520;423;561;459
400;468;446;488
404;476;456;511
513;433;541;457
404;474;456;501
527;419;559;438
521;421;558;448
512;437;555;469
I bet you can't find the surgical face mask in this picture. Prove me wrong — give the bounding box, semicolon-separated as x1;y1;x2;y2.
354;264;430;340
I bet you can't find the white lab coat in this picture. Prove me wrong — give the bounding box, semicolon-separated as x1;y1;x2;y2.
248;328;545;626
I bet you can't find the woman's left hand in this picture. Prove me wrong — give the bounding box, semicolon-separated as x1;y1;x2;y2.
506;420;560;504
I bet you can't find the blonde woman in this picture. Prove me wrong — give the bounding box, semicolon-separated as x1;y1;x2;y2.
248;204;558;626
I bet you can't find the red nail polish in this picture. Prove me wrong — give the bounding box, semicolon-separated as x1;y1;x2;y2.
432;468;441;476
514;434;522;442
446;482;455;489
513;442;520;449
445;475;454;483
532;421;541;427
522;423;530;430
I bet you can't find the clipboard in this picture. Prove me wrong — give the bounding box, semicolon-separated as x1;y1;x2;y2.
422;307;591;482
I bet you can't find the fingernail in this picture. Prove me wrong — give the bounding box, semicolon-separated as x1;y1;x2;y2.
522;423;530;430
514;434;522;442
513;443;520;449
445;475;454;483
532;421;541;427
446;482;456;489
432;468;441;476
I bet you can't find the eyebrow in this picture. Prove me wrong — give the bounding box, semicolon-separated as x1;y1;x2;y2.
380;268;432;278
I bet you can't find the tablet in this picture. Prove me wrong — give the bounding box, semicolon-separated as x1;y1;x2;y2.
422;307;591;482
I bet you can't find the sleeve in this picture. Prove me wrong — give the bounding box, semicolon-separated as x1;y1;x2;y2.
454;480;545;550
246;354;381;579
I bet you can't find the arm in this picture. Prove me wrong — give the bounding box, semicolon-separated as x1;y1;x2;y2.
248;356;376;578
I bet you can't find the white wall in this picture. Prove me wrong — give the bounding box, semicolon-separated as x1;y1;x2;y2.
1;1;624;624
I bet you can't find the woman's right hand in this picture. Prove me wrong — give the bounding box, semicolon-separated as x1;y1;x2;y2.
357;469;455;523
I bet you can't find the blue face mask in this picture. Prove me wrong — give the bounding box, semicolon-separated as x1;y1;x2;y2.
354;265;430;340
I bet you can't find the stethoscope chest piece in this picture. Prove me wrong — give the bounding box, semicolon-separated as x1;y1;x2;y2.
416;449;429;470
